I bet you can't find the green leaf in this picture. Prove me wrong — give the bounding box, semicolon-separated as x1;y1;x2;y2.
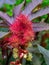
6;10;13;16
32;55;41;65
33;18;40;22
41;14;48;20
41;0;49;7
38;45;49;65
15;0;23;5
26;0;32;3
44;38;49;50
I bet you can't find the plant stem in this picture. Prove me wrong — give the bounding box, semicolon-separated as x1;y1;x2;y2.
5;50;12;65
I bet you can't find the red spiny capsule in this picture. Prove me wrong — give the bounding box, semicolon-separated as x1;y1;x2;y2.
9;14;35;47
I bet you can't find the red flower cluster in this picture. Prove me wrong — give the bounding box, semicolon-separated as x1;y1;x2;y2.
9;14;35;47
10;60;21;65
18;48;28;59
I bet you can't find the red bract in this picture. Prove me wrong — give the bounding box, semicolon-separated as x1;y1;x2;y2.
9;14;35;47
8;35;19;48
15;60;20;65
10;61;15;65
18;48;28;59
10;60;21;65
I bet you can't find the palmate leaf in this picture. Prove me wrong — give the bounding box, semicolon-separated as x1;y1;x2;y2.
33;22;49;32
0;11;11;25
0;20;10;32
38;45;49;65
0;24;7;27
0;23;8;27
22;0;42;16
13;1;25;18
0;32;10;38
29;7;49;20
